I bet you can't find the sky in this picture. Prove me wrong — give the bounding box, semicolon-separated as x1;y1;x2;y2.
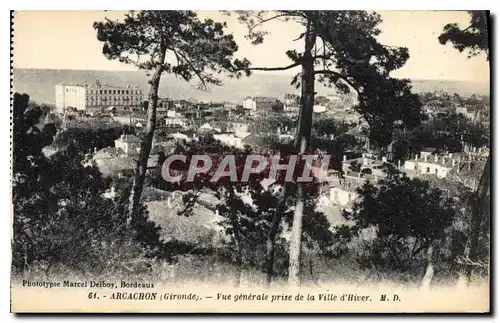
12;10;490;82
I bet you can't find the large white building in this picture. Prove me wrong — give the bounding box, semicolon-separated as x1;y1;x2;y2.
404;153;460;179
114;134;141;155
55;82;144;114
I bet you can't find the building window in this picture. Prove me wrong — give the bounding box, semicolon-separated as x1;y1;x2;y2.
126;90;129;94
434;168;438;175
100;90;103;94
113;90;116;94
414;164;418;170
426;167;430;173
348;193;352;201
104;90;107;94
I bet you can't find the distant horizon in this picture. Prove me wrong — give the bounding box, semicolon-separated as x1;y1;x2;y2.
12;67;490;106
11;67;491;84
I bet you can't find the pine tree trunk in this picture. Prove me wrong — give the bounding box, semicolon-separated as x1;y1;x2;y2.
466;154;490;281
420;244;434;291
265;221;278;288
229;211;243;288
265;183;289;288
127;50;166;222
288;20;316;287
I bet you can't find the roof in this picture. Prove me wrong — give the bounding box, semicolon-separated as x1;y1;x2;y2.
422;147;437;153
93;148;158;177
253;97;279;103
167;133;189;140
406;153;464;168
59;82;142;90
199;123;213;130
345;126;368;137
313;105;327;113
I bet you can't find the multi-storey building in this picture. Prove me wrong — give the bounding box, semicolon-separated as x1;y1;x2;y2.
242;96;283;117
404;152;461;179
55;82;144;115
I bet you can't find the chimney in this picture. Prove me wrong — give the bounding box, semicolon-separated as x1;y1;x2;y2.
442;158;446;165
457;160;460;173
434;155;438;162
415;154;418;161
452;159;456;167
424;155;428;162
448;153;453;158
397;160;401;168
343;155;347;162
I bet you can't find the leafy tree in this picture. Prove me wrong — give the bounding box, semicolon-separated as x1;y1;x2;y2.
12;92;166;276
12;93;56;196
312;119;350;139
341;174;455;282
314;96;330;106
230;10;423;285
51;127;124;156
94;10;249;222
439;11;489;60
394;113;489;160
13;145;164;275
438;11;490;282
154;136;333;286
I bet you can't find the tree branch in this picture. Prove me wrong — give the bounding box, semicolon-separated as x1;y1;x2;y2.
171;47;209;91
292;32;306;41
248;13;290;32
241;61;302;72
314;69;361;97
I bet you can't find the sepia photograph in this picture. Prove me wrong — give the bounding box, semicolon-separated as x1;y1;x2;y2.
10;9;491;313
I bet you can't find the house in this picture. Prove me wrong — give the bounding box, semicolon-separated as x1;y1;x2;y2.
421;147;437;157
403;152;460;179
313;105;327;114
212;119;249;133
199;123;214;133
284;94;300;113
329;171;382;208
164;116;187;129
213;133;245;149
456;105;477;121
114;134;141;155
157;99;175;116
342;153;389;177
284;93;300;115
242;96;283;117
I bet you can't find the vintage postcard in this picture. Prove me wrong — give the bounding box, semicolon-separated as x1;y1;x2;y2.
10;10;490;313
